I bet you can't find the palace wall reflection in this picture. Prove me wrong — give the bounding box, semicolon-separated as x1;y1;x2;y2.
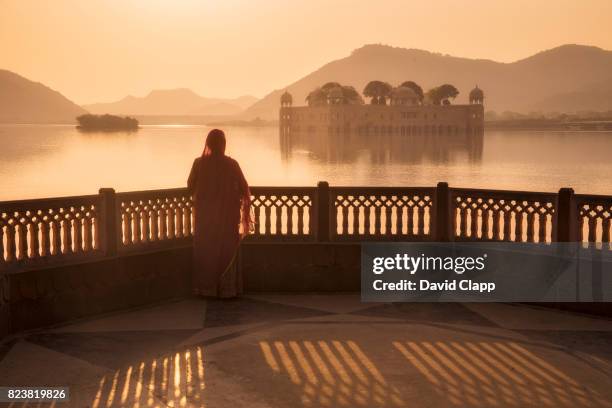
280;129;484;166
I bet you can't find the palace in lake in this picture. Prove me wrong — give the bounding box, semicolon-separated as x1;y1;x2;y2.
279;84;484;137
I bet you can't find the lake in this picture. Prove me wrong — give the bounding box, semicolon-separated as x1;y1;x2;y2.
0;124;610;201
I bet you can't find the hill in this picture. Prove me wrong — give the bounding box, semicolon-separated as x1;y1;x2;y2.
242;44;612;119
83;89;258;116
0;70;87;123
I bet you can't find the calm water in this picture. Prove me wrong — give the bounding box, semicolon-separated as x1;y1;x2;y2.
0;124;610;201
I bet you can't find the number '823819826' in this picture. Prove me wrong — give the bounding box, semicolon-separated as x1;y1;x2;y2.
0;387;69;402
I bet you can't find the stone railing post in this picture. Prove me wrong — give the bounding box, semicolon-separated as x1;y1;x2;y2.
434;182;454;241
317;181;330;242
556;187;578;242
99;188;118;256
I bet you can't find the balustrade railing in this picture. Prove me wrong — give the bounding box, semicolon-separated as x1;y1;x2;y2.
575;194;611;248
451;188;557;243
1;182;610;269
0;195;101;267
330;187;434;240
249;187;317;240
117;188;194;252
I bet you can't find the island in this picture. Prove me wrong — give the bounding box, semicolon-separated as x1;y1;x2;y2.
76;114;139;131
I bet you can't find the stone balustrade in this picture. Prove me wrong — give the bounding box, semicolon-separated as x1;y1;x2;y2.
1;182;610;270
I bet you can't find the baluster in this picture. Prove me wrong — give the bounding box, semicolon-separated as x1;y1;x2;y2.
175;205;183;238
124;212;133;244
514;211;523;242
503;211;512;241
133;207;142;243
264;204;271;235
407;207;414;236
459;207;468;238
297;206;304;235
527;212;535;242
83;216;92;251
481;208;490;240
6;223;16;261
150;207;159;241
41;216;51;256
602;217;610;244
92;216;99;250
0;223;5;263
17;219;28;259
73;216;83;253
167;204;176;239
30;217;40;258
417;205;425;235
141;208;150;241
538;213;547;243
588;217;597;244
183;206;191;237
492;210;501;240
264;206;272;235
374;205;381;235
470;207;478;239
364;205;371;236
52;218;61;255
350;206;358;235
62;217;72;254
275;204;282;235
287;202;294;235
341;206;349;235
385;205;392;235
253;206;261;235
395;206;403;236
159;207;168;240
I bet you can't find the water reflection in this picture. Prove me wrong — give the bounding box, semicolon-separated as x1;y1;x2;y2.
280;130;483;166
0;125;610;200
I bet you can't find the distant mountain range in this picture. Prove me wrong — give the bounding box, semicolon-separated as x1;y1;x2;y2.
0;70;86;123
243;44;612;119
3;44;612;123
83;89;258;116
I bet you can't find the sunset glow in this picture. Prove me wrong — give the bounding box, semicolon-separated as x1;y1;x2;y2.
2;0;612;104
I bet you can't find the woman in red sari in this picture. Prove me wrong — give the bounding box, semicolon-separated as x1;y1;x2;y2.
187;129;252;297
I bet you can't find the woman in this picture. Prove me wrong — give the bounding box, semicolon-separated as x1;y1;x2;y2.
187;129;252;297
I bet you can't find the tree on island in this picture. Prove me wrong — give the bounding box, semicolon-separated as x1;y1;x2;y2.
400;81;424;103
363;81;393;105
76;114;139;131
426;84;459;105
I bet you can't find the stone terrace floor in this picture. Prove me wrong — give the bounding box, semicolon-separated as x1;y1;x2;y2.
1;294;611;407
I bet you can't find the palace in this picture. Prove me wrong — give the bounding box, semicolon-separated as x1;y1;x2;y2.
279;85;485;137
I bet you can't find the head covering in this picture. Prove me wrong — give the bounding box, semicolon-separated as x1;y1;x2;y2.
203;129;226;156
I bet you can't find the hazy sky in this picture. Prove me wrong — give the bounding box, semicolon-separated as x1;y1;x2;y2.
2;0;611;104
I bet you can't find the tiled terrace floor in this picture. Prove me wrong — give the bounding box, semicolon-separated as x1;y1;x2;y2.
1;294;611;407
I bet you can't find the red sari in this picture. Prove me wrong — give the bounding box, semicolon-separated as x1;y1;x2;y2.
187;154;251;297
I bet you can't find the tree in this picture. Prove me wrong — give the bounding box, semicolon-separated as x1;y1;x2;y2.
340;85;364;105
400;81;424;102
321;82;342;92
306;84;364;106
363;81;393;105
305;87;327;106
426;84;459;105
76;114;138;131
